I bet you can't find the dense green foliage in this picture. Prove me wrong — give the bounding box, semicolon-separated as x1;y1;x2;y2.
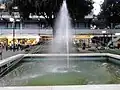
67;0;93;22
6;0;93;25
101;0;120;24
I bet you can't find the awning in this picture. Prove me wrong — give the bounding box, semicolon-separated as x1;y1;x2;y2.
74;35;94;39
0;34;40;39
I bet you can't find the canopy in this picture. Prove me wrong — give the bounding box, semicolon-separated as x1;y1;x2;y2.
74;35;94;39
0;34;40;39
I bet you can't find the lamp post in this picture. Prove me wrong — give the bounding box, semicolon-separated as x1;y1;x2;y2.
10;17;15;51
38;16;40;36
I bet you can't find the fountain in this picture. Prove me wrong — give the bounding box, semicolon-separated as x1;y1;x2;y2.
1;0;120;87
50;0;72;69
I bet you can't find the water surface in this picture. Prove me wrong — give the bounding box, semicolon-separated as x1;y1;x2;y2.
0;57;120;86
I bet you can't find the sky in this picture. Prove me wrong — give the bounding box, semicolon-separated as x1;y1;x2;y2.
93;0;104;15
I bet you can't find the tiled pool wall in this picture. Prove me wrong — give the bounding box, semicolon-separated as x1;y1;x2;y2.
22;53;120;67
23;53;108;61
107;53;120;65
0;53;120;68
0;54;24;77
108;57;120;65
23;56;107;61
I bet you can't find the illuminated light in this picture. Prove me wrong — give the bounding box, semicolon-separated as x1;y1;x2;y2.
16;19;20;22
36;38;40;42
0;4;6;9
75;35;94;39
9;18;14;22
115;33;120;35
102;31;106;34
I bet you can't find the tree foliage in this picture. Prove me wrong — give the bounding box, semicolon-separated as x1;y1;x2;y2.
67;0;93;22
101;0;120;23
6;0;93;25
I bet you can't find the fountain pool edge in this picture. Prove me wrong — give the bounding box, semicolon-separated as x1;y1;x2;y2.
0;53;120;72
0;85;120;90
0;54;24;77
0;53;120;74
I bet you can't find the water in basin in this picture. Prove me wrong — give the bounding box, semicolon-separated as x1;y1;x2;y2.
0;56;120;86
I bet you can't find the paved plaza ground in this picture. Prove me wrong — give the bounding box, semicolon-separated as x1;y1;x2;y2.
1;41;120;60
1;49;25;59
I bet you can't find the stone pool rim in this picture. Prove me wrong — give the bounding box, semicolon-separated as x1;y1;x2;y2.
0;85;120;90
23;53;120;61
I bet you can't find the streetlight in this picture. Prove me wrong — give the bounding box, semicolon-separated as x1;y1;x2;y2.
9;6;20;51
38;16;41;35
9;17;15;51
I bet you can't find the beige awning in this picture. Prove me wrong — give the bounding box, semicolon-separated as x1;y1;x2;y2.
74;35;94;39
0;34;40;39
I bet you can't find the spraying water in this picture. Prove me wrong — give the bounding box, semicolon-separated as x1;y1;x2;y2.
50;0;72;69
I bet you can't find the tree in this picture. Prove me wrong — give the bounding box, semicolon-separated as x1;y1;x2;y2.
6;0;93;36
6;0;93;24
6;0;63;24
101;0;120;27
67;0;93;23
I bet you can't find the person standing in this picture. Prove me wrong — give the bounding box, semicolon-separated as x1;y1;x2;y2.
82;42;86;50
0;45;3;60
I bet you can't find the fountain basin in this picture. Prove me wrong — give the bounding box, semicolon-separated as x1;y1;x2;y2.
0;53;120;86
